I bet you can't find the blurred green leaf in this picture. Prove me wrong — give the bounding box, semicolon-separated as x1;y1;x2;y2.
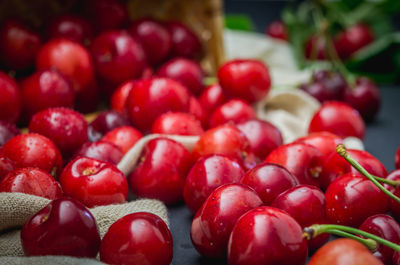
225;15;254;31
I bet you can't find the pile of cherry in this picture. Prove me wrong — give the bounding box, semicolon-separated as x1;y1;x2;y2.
0;0;400;264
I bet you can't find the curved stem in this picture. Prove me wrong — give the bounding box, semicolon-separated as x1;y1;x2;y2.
374;176;400;188
328;229;378;252
336;144;400;204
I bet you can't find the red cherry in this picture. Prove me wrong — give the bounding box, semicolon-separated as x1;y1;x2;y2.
0;120;19;146
191;183;263;257
394;248;400;265
0;154;15;182
227;206;308;265
20;69;75;120
188;96;208;129
305;35;328;60
301;70;347;102
100;212;173;265
0;72;21;123
87;110;131;142
29;108;88;157
240;163;298;205
265;142;324;186
21;197;100;257
334;24;374;59
60;156;128;207
199;83;227;115
126;78;190;132
2;133;62;176
46;15;93;45
90;30;146;85
218;59;271;103
151;112;204;136
74;141;123;165
271;185;329;250
209;99;256;128
396;147;400;169
110;80;135;113
183;155;244;213
0;19;42;70
237;119;283;161
130;18;171;65
85;0;128;31
101;126;142;154
325;173;389;227
0;168;62;200
265;20;288;41
295;132;343;159
157;58;204;95
166;21;202;59
129;138;193;204
385;169;400;193
309;101;366;139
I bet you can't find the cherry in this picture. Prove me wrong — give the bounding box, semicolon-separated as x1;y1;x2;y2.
227;206;308;265
359;214;400;264
0;168;62;200
166;21;202;59
87;110;131;142
100;212;173;265
308;101;366;139
130;18;172;66
90;30;147;85
308;238;384;265
60;156;128;207
325;173;389;227
20;69;75;120
265;20;288;41
237;119;283;161
344;77;381;121
385;169;400;192
126;78;191;132
0;120;19;146
208;99;256;128
191;183;263;257
240;163;298;205
0;19;42;70
304;35;328;60
294;132;343;159
46;15;93;45
29;107;88;157
188;96;207;129
199;83;227;115
396;147;400;169
110;80;135;113
271;185;329;250
0;154;15;183
2;133;62;176
218;59;271;103
157;58;204;95
74;80;99;114
101;126;143;154
394;249;400;265
84;0;128;31
74;141;123;165
334;24;374;59
21;197;100;257
183;155;244;213
151;112;204;136
129;138;193;205
265;142;324;186
0;71;21;123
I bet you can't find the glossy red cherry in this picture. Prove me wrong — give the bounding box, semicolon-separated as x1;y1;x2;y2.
0;168;62;200
0;72;21;123
46;15;93;45
157;58;204;95
396;147;400;169
166;21;202;59
218;59;271;103
101;126;142;154
188;96;207;129
2;133;62;176
199;83;227;115
100;212;173;265
183;155;244;213
74;141;123;165
151;112;204;136
191;183;263;257
126;78;190;132
265;20;288;41
359;214;400;264
209;99;256;128
240;163;298;205
129;138;193;205
271;185;329;250
295;132;343;159
60;156;128;207
227;206;308;265
90;30;146;85
130;18;171;65
0;154;15;182
265;142;324;186
305;35;328;60
325;173;389;227
0;19;42;70
237;119;283;161
110;80;135;113
29;108;87;157
0;120;19;146
21;197;100;257
334;24;374;59
87;110;131;142
309;101;366;139
85;0;128;31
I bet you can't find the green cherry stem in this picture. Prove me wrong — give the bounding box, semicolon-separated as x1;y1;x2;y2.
336;144;400;204
327;229;378;252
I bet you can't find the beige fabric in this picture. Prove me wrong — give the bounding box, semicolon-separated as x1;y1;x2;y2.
0;256;105;265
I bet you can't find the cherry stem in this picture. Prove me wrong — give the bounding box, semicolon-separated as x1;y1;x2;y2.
203;77;217;86
336;144;400;204
327;229;378;252
304;224;400;253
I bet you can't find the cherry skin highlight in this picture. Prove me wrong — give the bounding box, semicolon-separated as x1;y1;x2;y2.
265;20;288;41
294;132;343;159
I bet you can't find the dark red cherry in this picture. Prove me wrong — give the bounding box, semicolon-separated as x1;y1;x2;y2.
87;110;131;142
0;72;21;123
0;120;19;147
334;24;374;59
0;154;15;183
21;197;100;257
305;35;328;60
199;83;227;115
46;15;93;45
85;0;128;31
110;80;135;113
74;141;123;165
396;147;400;169
390;185;400;221
394;248;400;265
152;112;204;136
208;99;256;128
265;20;288;41
165;21;202;59
189;96;207;129
227;206;308;265
101;125;142;154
